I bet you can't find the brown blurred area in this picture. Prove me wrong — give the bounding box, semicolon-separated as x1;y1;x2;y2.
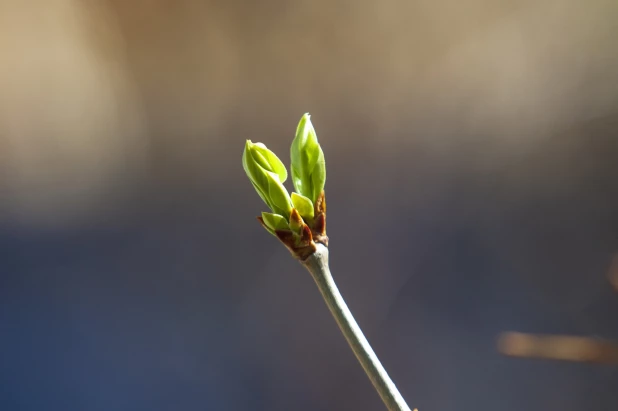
1;1;617;410
2;0;617;227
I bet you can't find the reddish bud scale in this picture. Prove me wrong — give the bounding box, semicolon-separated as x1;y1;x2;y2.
256;190;329;261
311;191;328;246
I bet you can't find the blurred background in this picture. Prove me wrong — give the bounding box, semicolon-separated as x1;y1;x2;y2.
1;0;618;410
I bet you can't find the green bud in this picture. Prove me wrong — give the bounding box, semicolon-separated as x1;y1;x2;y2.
261;212;290;234
291;192;314;221
290;113;326;204
243;140;293;218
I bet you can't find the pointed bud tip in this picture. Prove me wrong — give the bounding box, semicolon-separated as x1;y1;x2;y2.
296;113;314;137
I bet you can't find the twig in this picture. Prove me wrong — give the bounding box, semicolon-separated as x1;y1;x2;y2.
302;244;411;411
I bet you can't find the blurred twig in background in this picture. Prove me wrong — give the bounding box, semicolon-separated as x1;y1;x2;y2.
498;332;618;364
497;255;618;364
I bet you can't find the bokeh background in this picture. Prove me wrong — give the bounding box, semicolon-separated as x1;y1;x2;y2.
1;0;618;410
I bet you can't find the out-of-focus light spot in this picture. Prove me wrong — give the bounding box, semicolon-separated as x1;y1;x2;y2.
0;0;148;228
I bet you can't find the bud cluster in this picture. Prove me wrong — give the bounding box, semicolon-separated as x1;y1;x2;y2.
242;114;327;259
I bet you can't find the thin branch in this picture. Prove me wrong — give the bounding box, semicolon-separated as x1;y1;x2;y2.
302;244;412;411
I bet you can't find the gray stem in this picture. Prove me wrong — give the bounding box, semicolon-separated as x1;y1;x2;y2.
302;244;411;411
